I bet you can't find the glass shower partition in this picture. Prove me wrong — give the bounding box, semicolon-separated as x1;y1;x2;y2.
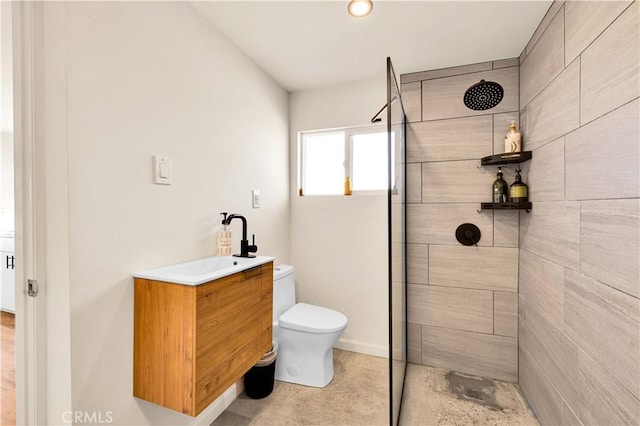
387;57;407;426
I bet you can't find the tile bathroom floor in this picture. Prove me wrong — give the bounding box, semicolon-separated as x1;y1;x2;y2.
212;349;539;426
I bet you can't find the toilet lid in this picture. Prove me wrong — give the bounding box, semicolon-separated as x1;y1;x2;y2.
279;303;348;334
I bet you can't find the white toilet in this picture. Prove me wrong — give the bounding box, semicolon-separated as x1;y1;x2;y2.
273;265;348;388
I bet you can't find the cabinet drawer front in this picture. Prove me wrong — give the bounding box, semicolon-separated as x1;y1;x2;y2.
194;264;272;412
196;271;263;351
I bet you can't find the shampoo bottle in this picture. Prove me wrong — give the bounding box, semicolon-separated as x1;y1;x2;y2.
509;169;528;204
504;121;522;153
216;213;232;256
492;167;508;204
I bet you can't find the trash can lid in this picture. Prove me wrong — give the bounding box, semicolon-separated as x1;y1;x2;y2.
255;341;278;366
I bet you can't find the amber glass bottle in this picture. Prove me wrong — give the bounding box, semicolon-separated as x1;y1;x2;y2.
509;168;528;204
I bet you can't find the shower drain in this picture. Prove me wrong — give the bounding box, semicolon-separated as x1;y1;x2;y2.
445;371;502;410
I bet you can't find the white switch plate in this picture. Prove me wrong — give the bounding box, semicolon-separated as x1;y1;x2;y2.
153;156;171;185
252;190;260;208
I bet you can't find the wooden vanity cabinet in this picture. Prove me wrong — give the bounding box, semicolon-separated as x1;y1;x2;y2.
133;262;273;416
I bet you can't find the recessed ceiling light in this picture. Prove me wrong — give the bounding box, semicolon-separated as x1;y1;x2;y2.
348;0;373;18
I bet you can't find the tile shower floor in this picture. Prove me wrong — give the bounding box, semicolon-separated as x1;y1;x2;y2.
212;349;539;426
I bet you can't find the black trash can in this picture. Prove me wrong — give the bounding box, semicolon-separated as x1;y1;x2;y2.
244;342;278;399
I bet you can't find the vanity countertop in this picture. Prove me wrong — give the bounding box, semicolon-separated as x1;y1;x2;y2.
133;255;275;285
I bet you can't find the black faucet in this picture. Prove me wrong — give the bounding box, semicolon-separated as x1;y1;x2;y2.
222;213;258;258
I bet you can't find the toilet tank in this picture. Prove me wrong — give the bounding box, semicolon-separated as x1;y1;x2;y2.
273;265;296;322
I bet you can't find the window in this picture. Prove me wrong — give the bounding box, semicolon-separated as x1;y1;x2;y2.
299;126;391;196
300;131;345;195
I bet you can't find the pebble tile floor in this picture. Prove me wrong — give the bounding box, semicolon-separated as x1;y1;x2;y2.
212;349;539;426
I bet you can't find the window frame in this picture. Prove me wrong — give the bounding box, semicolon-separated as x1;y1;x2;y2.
298;124;388;197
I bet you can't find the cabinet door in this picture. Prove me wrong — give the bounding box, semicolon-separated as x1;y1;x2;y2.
194;265;271;414
1;251;15;313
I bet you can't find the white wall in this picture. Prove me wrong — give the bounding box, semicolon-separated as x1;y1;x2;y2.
289;76;389;357
39;2;290;424
0;0;14;232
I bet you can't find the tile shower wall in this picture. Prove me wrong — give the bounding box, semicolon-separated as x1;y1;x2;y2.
401;60;520;382
517;1;639;425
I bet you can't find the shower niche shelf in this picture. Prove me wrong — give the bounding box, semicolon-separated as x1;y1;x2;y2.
480;151;532;166
479;151;533;213
479;202;532;212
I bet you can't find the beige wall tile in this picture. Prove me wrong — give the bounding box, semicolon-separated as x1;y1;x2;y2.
580;2;639;124
407;116;493;163
524;60;580;150
561;401;582;426
493;112;520;155
493;58;519;69
565;0;633;64
406;203;494;246
518;7;640;423
519;107;527;143
407;323;422;364
401;61;492;84
406;163;422;203
566;99;639;200
520;201;580;270
564;269;640;400
429;245;518;292
408;284;494;334
520;7;565;107
494;210;519;248
519;347;563;425
422;67;519;121
423;325;517;382
519;249;564;329
401;82;421;123
494;292;518;337
524;0;565;57
525;136;564;202
523;306;579;413
577;349;640;426
581;199;640;298
407;243;428;285
422;160;495;203
518;294;527;343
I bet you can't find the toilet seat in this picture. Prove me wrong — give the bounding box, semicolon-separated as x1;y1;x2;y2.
279;303;347;334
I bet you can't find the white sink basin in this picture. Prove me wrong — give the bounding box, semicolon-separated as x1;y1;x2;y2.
133;255;275;285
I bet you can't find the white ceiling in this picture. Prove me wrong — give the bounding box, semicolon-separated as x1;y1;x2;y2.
193;1;552;92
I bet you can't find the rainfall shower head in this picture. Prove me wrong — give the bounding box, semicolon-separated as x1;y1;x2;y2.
463;80;504;111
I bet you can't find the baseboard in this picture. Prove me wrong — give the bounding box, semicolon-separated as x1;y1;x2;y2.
335;338;388;358
192;383;237;425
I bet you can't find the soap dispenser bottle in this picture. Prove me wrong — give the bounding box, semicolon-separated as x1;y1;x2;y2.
217;212;232;256
492;167;508;204
504;121;522;153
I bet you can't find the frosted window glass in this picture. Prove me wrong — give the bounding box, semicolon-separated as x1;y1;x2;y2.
303;133;344;195
352;132;390;191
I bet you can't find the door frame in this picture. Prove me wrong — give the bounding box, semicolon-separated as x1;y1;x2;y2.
12;1;47;423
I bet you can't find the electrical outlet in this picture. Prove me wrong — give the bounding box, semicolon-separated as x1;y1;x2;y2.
252;190;260;208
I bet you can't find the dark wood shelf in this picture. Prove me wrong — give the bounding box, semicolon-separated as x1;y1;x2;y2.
480;202;532;212
480;151;532;166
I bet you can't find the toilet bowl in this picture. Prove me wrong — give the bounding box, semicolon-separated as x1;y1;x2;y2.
273;265;347;387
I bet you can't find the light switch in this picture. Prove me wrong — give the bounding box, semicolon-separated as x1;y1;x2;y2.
159;162;169;179
153;156;171;185
252;190;260;208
